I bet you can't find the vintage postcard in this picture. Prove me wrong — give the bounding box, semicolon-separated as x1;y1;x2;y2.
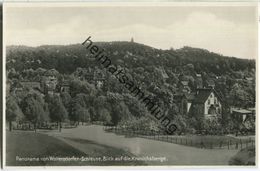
2;2;258;168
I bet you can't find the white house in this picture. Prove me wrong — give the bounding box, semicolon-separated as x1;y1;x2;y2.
189;88;222;120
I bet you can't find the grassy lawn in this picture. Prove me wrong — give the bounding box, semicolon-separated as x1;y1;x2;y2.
6;131;145;166
45;125;242;165
53;136;146;166
229;146;255;165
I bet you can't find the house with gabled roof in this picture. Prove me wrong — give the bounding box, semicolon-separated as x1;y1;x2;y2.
189;88;222;120
174;87;223;121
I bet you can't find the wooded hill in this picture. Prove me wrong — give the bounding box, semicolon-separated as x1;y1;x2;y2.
6;42;256;133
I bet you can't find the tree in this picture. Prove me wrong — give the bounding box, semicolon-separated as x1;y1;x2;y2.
73;93;91;108
99;108;112;124
69;102;81;123
111;102;131;125
123;94;148;118
78;107;91;124
120;116;159;132
20;93;46;132
230;83;250;107
105;92;124;125
186;116;199;132
89;107;96;122
69;79;82;97
69;93;93;123
170;114;187;135
6;96;24;131
49;95;68;132
69;79;97;97
93;96;109;121
60;92;71;110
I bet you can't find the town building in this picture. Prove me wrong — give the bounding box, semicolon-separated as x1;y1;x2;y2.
231;107;255;123
41;69;59;95
194;74;203;89
59;80;70;93
75;67;105;89
175;88;223;121
178;81;191;94
190;88;222;120
20;81;41;91
173;93;194;115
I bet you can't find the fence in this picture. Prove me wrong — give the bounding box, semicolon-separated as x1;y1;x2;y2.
103;126;255;150
12;122;78;131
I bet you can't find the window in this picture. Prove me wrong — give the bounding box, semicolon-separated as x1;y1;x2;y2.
214;98;217;104
208;105;216;115
208;99;210;105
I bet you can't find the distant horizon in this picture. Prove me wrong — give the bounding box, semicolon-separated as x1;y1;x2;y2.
5;5;257;60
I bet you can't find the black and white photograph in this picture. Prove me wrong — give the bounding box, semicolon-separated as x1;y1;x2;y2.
3;2;258;167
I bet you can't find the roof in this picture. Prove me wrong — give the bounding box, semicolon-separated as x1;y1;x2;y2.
161;69;169;79
180;81;189;86
44;69;59;76
185;93;195;101
193;88;222;104
196;73;202;77
193;89;212;103
173;92;195;103
245;77;253;81
156;67;169;79
61;81;70;86
232;109;253;114
35;67;46;73
206;79;215;86
248;107;255;111
173;93;185;102
21;81;41;85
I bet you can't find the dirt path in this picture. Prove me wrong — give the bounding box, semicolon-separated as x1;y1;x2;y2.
45;125;239;165
55;136;146;165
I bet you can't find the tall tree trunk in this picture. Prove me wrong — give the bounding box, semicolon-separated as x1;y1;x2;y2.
9;121;12;131
59;122;61;132
34;122;37;133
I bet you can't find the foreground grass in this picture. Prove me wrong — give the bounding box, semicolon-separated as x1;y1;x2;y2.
229;146;255;165
46;125;242;165
6;131;145;166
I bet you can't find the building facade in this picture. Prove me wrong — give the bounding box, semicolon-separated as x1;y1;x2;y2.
175;88;223;121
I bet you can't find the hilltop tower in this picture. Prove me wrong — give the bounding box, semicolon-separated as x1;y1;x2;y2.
131;37;134;42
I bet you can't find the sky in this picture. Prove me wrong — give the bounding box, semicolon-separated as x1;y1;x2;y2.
5;4;258;59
